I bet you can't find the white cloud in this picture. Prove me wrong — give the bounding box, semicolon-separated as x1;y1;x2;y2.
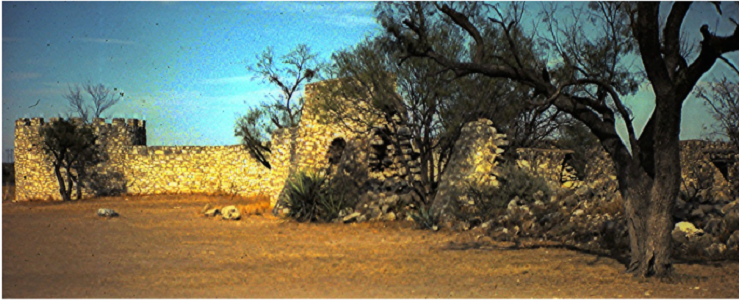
78;37;136;45
202;75;251;85
4;72;41;81
240;2;378;28
332;15;378;28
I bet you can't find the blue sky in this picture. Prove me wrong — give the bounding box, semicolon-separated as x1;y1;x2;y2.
2;1;380;154
2;2;738;162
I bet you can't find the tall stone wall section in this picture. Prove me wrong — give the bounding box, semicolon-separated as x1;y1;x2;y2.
432;119;509;217
271;80;384;206
13;117;275;202
14;117;146;201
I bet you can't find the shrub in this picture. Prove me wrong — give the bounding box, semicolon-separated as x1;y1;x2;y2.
457;163;552;224
284;171;327;222
283;170;358;222
495;163;552;204
410;204;440;230
452;182;507;226
320;174;359;221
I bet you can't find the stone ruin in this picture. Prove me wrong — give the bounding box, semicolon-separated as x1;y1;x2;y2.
12;78;739;257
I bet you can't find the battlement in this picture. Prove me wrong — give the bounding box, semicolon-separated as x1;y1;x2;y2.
16;117;145;127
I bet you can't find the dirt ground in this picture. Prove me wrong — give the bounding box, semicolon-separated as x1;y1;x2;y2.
3;193;739;298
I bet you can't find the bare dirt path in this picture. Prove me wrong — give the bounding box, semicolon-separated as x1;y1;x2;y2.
3;195;739;298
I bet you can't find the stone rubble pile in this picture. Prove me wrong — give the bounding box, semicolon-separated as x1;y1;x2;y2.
201;204;241;221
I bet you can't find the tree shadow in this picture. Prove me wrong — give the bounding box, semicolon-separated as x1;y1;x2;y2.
439;239;631;266
86;171;126;197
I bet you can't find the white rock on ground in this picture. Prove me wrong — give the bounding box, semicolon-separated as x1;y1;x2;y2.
221;205;241;220
97;208;119;217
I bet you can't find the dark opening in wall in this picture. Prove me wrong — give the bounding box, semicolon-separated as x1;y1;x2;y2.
369;128;393;171
327;138;347;165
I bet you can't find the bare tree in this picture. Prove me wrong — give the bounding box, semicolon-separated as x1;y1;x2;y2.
379;1;739;277
696;77;739;149
235;44;324;169
65;83;123;123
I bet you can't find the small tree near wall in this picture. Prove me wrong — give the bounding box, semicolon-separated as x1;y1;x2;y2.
40;119;99;201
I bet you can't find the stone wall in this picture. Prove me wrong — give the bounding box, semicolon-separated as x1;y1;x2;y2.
122;145;271;196
13;79;736;210
13;117;277;202
13;80;387;206
430;119;509;219
14;117;146;201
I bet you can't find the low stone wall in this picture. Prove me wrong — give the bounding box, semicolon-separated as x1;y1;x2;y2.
516;148;578;186
123;145;271;197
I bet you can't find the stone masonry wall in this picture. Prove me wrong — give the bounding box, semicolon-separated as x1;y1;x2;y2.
14;117;275;202
14;117;146;201
14;79;736;208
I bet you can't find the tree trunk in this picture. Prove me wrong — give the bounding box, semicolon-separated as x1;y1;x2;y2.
623;94;682;278
53;164;71;202
65;168;74;202
620;163;652;274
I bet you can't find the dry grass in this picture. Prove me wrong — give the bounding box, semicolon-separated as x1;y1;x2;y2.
3;193;739;298
237;193;272;216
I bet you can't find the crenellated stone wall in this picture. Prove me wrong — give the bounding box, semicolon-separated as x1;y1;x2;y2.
14;117;146;201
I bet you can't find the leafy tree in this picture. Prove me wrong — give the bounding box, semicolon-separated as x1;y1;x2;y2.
379;1;739;277
40;119;99;202
555;119;602;179
316;17;562;202
235;44;324;169
65;83;123;123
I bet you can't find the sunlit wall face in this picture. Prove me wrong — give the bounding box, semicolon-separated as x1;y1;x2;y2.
3;2;737;163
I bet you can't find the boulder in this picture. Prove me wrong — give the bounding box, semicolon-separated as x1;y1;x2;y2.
692;234;716;251
97;208;119;218
699;204;715;215
204;208;220;217
727;230;739;251
722;200;739;216
689;208;705;219
702;217;725;237
342;212;361;223
672;221;704;245
705;243;727;257
221;205;241;220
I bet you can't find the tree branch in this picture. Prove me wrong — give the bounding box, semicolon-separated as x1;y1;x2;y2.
662;2;692;79
679;22;739;100
634;3;672;91
437;3;485;63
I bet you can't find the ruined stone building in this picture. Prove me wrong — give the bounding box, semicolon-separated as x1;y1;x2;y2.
13;79;738;213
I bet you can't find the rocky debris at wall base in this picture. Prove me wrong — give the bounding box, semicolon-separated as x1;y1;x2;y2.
204;208;221;217
97;208;119;218
221;205;241;220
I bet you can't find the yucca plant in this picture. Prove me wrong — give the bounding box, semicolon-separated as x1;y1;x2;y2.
284;171;326;222
410;205;440;231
